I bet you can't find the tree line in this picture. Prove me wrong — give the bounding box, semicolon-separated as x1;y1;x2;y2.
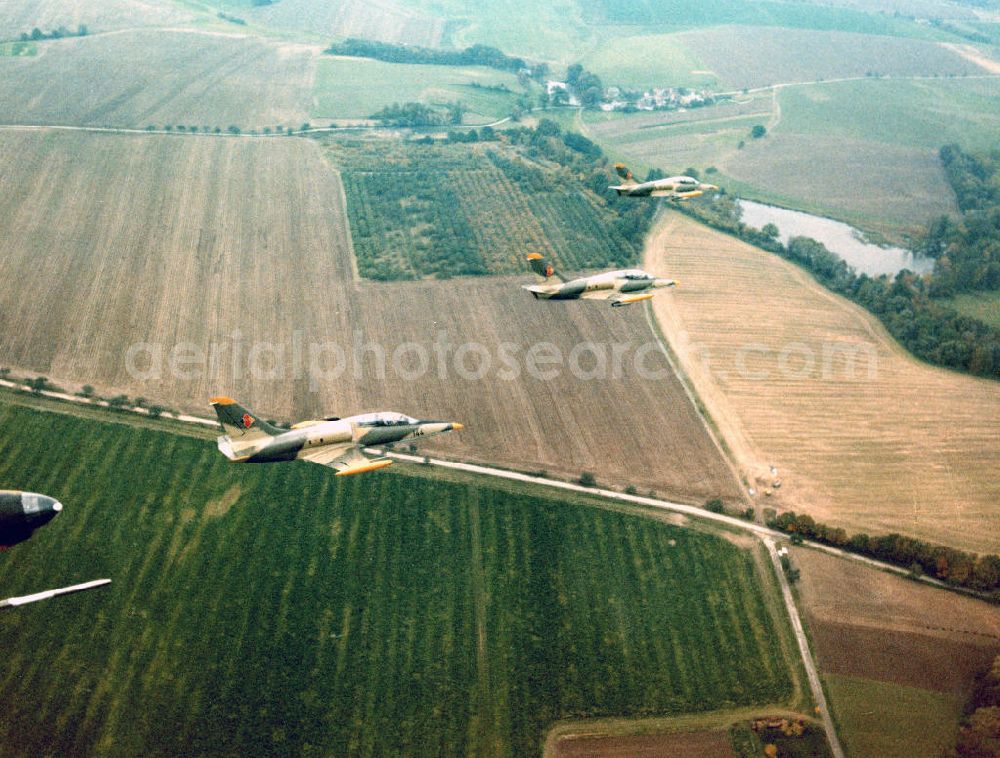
770;511;1000;599
325;38;542;77
368;101;466;127
19;25;87;41
948;654;1000;757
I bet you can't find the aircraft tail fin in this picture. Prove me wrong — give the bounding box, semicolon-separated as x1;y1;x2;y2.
614;163;638;186
526;253;564;283
210;397;282;441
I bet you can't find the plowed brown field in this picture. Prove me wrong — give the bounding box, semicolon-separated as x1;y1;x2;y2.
0;30;315;128
0;130;740;504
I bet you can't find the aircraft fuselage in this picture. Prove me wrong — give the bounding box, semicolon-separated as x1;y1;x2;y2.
525;269;675;305
218;414;460;463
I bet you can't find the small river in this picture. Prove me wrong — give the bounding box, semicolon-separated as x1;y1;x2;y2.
738;200;934;277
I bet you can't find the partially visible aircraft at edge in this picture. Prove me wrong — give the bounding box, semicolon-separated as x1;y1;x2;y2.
0;490;111;609
609;164;718;199
211;398;463;476
522;253;677;307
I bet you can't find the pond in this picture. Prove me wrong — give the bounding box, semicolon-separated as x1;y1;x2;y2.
738;200;933;277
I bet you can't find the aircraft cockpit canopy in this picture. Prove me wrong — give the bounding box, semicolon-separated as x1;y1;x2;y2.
354;412;418;426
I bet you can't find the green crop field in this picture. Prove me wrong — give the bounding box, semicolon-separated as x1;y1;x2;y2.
395;0;594;62
581;33;718;89
581;76;1000;236
774;78;1000;151
328;138;639;279
0;41;35;57
824;675;961;758
312;57;524;122
677;26;982;90
0;398;796;757
580;0;954;41
944;291;1000;329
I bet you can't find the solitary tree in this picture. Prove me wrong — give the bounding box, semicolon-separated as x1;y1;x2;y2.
751;124;767;139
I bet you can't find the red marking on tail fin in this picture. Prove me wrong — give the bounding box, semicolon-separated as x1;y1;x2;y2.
545;264;554;278
242;413;254;429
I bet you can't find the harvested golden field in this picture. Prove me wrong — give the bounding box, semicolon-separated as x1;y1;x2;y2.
0;30;315;128
0;130;740;504
0;0;191;37
646;212;1000;553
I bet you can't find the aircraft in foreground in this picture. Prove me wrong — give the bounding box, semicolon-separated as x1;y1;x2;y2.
0;490;63;549
0;490;111;609
522;253;677;307
609;164;717;199
211;398;463;476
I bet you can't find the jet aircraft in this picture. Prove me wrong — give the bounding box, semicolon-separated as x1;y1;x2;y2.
609;164;717;199
0;490;111;609
522;253;676;307
211;398;463;476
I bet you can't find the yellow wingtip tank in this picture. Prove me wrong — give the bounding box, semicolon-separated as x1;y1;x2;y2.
210;396;236;405
335;459;394;476
527;252;544;260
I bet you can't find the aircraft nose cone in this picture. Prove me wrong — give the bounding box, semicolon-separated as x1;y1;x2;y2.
451;423;464;431
22;493;62;527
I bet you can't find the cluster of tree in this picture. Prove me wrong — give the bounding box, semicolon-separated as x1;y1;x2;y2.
502;119;657;253
369;101;465;127
565;63;604;109
939;144;1000;212
682;195;1000;379
947;655;1000;757
20;25;87;41
770;511;1000;598
438;126;499;143
341;119;652;281
325;39;539;76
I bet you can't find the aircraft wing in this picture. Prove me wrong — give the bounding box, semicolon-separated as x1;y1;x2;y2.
580;290;613;300
0;578;111;609
609;292;654;308
299;445;392;476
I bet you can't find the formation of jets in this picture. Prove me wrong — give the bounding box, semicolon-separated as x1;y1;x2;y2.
211;398;463;476
609;163;717;200
2;160;711;615
207;161;704;470
0;490;110;609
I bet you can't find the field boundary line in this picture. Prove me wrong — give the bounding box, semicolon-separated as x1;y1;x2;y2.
764;537;845;758
642;294;749;505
